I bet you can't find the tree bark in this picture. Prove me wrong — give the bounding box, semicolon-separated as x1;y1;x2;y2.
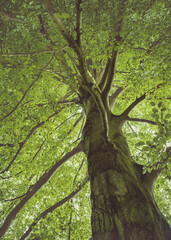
82;102;171;240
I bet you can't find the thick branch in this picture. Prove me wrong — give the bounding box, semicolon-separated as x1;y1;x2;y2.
136;147;171;194
19;177;88;240
98;60;110;91
122;94;145;116
0;54;54;122
0;143;83;238
103;50;118;97
122;84;163;116
79;82;111;144
127;117;157;125
109;86;125;111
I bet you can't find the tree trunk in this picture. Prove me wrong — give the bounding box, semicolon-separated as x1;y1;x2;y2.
82;103;171;240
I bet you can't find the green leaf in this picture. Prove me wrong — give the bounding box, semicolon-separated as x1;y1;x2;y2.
152;108;158;113
135;141;145;146
150;102;156;106
165;114;171;119
146;141;151;146
61;13;70;19
158;102;163;108
142;146;149;151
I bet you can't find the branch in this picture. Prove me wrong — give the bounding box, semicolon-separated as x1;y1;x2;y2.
58;97;80;105
19;177;88;240
142;0;156;18
122;94;145;116
98;60;111;91
30;140;46;163
67;113;84;135
0;50;56;56
40;0;91;86
103;50;118;97
0;142;83;238
76;0;82;46
122;84;163;116
0;107;64;174
127;117;157;125
40;0;113;144
0;143;14;147
0;10;17;22
99;0;126;97
136;147;171;194
0;54;55;122
4;187;32;202
109;86;125;111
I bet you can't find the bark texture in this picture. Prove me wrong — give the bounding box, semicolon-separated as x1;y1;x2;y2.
82;100;171;240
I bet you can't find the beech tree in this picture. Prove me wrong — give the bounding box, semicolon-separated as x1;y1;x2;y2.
0;0;170;239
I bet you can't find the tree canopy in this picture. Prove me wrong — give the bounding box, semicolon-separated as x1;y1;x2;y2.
0;0;170;239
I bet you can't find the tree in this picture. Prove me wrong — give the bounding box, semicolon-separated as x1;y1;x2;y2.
0;0;170;239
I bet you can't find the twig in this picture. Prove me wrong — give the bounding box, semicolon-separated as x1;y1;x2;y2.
127;117;157;125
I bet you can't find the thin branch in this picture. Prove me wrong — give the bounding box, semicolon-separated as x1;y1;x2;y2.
116;71;130;74
58;97;80;105
0;50;55;57
142;0;156;18
0;171;22;180
19;177;88;240
127;117;157;125
38;14;56;46
0;143;14;147
0;54;55;122
4;186;32;202
55;113;80;131
127;122;137;135
30;140;46;163
0;142;83;238
76;0;82;46
0;107;64;174
67;113;84;135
